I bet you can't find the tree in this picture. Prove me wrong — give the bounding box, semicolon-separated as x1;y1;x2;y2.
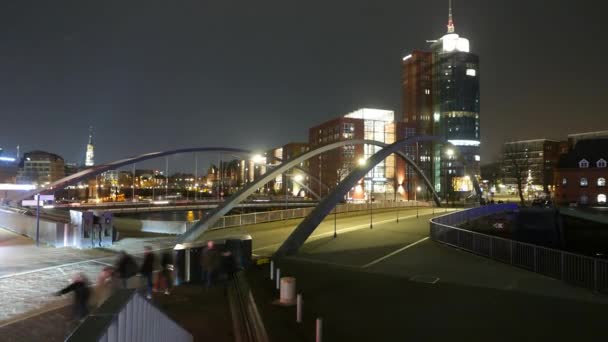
502;143;531;206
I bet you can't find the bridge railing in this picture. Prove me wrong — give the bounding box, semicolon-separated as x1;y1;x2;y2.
430;204;608;293
200;200;431;231
65;289;192;342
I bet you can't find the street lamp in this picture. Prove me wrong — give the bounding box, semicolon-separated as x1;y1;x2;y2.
357;157;373;229
251;154;266;164
416;186;421;218
445;148;454;211
397;182;403;223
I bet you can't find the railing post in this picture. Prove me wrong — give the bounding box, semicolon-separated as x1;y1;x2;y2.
533;247;537;272
489;236;493;258
561;252;565;280
594;259;598;292
509;240;514;265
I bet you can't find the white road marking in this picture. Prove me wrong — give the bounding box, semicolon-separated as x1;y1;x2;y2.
362;237;430;268
90;259;113;267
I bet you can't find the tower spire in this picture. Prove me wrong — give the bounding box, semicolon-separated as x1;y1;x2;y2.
85;126;95;167
447;0;455;33
88;126;93;145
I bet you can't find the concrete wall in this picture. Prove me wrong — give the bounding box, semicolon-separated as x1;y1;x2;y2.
0;208;69;247
113;217;188;235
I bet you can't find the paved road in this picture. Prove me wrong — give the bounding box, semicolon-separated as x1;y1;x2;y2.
203;207;606;303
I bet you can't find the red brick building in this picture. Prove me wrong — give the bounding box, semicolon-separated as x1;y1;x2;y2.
309;116;365;198
554;139;608;205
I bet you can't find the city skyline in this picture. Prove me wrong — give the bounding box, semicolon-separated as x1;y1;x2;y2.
0;0;605;165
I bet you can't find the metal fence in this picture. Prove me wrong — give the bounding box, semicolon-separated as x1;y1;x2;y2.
66;289;193;342
430;203;608;293
206;200;430;231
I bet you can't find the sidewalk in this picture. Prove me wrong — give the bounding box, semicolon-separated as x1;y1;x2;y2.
248;258;608;341
0;283;235;342
0;227;175;324
0;305;73;342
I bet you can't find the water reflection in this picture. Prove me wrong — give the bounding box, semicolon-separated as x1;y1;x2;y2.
118;209;210;221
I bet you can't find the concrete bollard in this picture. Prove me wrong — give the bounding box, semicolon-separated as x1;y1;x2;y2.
279;277;296;304
270;260;274;280
296;294;302;323
276;268;281;290
316;318;323;342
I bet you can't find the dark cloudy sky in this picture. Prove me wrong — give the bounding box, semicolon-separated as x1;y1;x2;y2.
0;0;605;167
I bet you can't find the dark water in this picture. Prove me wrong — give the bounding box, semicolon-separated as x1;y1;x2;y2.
464;208;608;258
116;210;211;221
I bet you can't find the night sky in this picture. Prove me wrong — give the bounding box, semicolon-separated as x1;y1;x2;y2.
0;0;605;168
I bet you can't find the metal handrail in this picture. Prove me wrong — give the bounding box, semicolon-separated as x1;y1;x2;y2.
429;204;608;293
208;200;431;231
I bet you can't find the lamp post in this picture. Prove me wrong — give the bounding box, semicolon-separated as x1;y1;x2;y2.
416;186;421;218
445;148;454;212
358;157;372;229
397;182;403;223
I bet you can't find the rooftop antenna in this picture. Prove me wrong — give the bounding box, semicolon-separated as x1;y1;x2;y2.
447;0;455;33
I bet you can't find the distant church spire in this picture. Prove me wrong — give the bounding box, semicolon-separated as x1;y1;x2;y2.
85;126;95;167
447;0;455;33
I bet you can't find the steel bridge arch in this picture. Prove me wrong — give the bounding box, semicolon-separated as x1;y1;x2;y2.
274;136;440;256
177;136;441;244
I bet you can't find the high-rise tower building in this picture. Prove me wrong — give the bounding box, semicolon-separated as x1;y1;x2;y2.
402;0;480;199
85;126;95;167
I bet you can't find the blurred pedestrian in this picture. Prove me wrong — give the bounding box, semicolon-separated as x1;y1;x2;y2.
56;273;91;320
114;250;137;288
160;251;173;295
140;246;155;299
94;266;114;307
200;240;220;287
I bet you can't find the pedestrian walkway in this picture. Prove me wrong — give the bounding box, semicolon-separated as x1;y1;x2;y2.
250;258;608;341
0;305;73;342
0;227;176;325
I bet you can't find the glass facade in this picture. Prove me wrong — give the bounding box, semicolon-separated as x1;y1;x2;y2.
345;109;396;195
431;36;481;197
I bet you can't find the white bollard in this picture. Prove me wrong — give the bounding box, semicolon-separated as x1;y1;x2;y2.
279;277;296;304
316;318;323;342
276;268;281;290
296;294;302;323
270;260;274;280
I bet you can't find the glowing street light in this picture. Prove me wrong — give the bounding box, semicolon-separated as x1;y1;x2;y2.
416;186;422;218
293;174;304;183
358;158;367;166
252;154;266;164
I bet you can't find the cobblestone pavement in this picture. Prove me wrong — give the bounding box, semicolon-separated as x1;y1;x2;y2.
0;228;176;325
0;306;74;342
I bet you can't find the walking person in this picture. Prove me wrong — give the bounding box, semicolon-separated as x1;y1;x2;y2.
55;273;91;321
94;266;114;307
114;251;137;288
140;246;155;299
200;240;220;288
